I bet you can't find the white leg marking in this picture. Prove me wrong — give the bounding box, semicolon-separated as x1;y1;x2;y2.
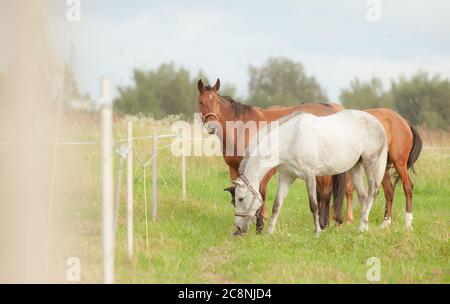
405;212;413;230
381;217;391;229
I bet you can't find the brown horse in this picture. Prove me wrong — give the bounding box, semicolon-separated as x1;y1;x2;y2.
320;107;422;229
197;78;346;233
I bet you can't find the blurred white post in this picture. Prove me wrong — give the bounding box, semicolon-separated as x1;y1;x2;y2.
152;131;158;221
126;121;133;258
181;132;187;199
101;77;114;284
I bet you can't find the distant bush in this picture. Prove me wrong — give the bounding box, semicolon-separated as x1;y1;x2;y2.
340;72;450;130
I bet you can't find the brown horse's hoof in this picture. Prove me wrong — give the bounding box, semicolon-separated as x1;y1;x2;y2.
319;223;329;230
256;216;265;234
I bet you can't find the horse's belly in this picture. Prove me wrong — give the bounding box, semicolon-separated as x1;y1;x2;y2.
317;149;361;175
277;163;306;178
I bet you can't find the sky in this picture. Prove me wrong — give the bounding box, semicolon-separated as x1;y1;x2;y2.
11;0;450;103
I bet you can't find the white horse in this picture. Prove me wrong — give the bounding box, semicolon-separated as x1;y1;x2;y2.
233;110;388;235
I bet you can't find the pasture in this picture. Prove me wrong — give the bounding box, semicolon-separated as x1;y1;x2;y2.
59;115;449;284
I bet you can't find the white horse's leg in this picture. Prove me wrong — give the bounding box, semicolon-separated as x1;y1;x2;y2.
349;163;369;232
268;174;294;234
305;174;322;236
361;159;380;232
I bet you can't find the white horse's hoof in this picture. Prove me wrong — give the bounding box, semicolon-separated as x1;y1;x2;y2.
358;222;369;232
315;228;323;237
381;218;391;229
267;226;275;235
405;212;413;230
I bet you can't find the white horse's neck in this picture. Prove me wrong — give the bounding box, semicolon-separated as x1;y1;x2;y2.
240;119;291;189
241;159;273;191
241;135;281;191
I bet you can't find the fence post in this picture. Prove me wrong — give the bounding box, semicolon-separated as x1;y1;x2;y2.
126;120;133;258
181;132;187;199
152;131;158;221
100;77;114;284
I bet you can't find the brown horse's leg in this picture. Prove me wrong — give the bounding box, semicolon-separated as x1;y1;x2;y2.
397;165;413;229
229;166;240;181
227;166;240;204
345;174;354;224
256;169;276;234
317;177;332;229
381;169;395;228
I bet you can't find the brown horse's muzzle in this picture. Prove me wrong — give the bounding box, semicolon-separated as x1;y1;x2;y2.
204;120;219;134
202;112;220;134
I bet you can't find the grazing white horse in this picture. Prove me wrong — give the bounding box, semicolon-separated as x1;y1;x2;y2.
233;110;388;235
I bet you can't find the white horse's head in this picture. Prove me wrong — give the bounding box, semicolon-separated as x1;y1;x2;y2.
232;177;263;234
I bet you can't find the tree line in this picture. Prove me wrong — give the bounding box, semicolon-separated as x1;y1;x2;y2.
1;57;447;129
114;58;329;119
340;73;450;130
114;57;449;129
1;56;442;129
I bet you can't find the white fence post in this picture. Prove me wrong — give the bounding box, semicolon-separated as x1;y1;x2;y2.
152;131;158;221
181;132;187;199
126;120;133;258
100;77;114;284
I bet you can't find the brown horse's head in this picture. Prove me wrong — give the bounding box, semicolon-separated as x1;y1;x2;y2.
197;78;221;134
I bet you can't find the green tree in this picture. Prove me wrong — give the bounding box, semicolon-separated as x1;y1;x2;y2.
391;72;450;129
339;72;450;129
115;63;196;118
248;57;328;107
340;77;393;109
114;63;236;119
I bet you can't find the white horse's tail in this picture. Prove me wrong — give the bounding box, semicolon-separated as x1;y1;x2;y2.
375;141;388;186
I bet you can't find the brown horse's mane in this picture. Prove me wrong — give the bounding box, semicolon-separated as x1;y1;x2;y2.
319;102;333;108
205;83;334;117
218;96;334;117
219;95;251;117
204;84;251;117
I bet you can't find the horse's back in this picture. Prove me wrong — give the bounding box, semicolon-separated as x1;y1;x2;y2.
301;109;385;139
261;102;337;121
289;110;387;174
364;108;413;162
334;110;387;147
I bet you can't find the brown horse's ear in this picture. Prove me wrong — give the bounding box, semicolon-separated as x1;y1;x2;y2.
223;186;235;195
197;79;204;92
223;186;236;203
213;78;220;92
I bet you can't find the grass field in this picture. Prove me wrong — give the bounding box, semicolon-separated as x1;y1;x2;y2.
58;116;449;284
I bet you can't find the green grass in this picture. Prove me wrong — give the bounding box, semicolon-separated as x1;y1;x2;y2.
60;120;450;284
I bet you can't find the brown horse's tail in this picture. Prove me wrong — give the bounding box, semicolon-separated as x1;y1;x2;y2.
332;172;347;225
407;121;423;174
394;121;423;187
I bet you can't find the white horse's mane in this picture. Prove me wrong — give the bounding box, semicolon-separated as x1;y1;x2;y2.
238;111;307;174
